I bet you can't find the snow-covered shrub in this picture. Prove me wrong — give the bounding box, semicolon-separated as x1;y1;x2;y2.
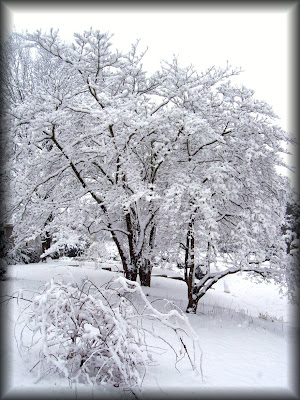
7;244;41;265
62;242;89;258
81;241;110;262
40;229;90;260
0;230;42;265
0;234;15;265
18;276;202;388
23;279;146;387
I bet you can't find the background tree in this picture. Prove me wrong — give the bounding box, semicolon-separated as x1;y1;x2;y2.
282;197;300;304
1;33;33;223
283;199;300;253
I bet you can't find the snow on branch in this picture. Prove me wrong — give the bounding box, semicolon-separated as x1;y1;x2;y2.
195;264;273;301
15;276;203;389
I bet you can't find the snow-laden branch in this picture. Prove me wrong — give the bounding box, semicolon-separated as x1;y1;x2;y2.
15;277;203;387
150;96;174;116
101;228;130;236
192;122;232;157
194;264;272;302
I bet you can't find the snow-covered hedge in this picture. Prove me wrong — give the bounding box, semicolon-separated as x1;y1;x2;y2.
17;276;202;388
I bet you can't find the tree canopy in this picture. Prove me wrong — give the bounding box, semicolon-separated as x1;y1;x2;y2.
2;29;296;310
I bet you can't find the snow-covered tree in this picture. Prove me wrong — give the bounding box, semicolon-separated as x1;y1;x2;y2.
155;59;294;312
1;33;35;225
5;29;168;285
5;29;294;302
281;196;300;304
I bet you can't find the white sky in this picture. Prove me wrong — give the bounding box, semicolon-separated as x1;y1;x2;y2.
2;2;297;186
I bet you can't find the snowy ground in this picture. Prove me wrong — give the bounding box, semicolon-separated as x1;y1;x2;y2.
0;259;298;399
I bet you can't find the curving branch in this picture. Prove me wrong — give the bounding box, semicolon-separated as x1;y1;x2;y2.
194;264;272;305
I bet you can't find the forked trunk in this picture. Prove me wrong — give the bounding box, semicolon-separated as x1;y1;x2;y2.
139;224;155;287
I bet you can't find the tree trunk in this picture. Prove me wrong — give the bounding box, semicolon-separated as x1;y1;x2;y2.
138;224;156;286
125;266;138;282
41;232;52;261
185;222;196;312
41;213;53;260
41;232;52;253
185;239;212;312
139;259;152;287
186;296;198;313
121;212;139;282
186;284;204;313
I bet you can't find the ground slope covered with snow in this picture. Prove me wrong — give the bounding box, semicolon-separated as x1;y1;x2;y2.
0;260;298;399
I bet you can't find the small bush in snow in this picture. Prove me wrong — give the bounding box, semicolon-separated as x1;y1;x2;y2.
18;276;202;388
24;279;145;387
81;241;110;262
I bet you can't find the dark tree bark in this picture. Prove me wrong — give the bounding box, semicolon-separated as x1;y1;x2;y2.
186;287;199;314
139;224;156;286
41;232;52;254
139;259;152;286
123;211;143;282
126;267;138;282
184;217;197;311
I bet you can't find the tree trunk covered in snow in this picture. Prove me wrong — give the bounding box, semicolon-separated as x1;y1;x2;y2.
41;213;54;259
186;292;198;313
41;233;52;255
139;224;156;286
183;203;201;313
126;267;138;282
124;212;138;281
185;221;196;312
